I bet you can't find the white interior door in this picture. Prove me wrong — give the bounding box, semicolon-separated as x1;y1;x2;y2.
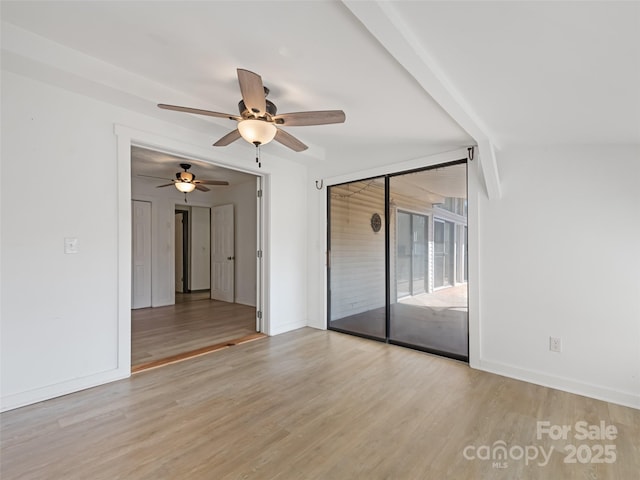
132;200;151;309
211;204;235;302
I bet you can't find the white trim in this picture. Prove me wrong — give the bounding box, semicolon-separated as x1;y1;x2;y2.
477;140;502;200
325;148;470;187
268;319;307;337
1;368;129;413
479;359;640;410
116;131;133;373
467;159;481;368
256;177;263;332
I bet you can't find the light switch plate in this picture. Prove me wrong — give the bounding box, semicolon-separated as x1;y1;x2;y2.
64;237;79;254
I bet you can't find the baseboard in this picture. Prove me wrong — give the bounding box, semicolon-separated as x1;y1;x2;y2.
478;359;640;410
234;297;256;308
0;367;130;413
268;319;307;336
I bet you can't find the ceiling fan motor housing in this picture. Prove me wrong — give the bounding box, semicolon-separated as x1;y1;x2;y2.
177;164;194;182
238;99;277;119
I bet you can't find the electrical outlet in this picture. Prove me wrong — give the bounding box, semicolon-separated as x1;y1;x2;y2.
549;336;562;353
64;237;79;254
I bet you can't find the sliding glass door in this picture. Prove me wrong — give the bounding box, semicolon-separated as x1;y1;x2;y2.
328;162;469;361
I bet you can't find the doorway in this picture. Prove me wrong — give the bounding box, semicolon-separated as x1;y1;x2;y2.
174;205;212;300
175;209;188;294
130;146;264;370
328;161;469;361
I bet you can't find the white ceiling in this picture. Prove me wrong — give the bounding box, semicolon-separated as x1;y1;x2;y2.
131;146;257;187
2;0;638;171
393;1;640;147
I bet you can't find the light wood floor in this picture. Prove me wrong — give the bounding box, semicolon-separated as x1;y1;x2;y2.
1;328;638;479
131;298;257;366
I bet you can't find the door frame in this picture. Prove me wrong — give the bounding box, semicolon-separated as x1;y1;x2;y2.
115;125;267;375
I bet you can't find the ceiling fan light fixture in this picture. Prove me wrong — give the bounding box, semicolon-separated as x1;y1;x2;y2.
175;181;196;193
237;119;277;146
179;171;194;182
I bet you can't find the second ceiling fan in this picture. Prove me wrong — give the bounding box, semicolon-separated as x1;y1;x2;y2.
158;68;346;152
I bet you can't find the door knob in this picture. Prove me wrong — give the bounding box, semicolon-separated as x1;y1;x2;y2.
227;256;235;260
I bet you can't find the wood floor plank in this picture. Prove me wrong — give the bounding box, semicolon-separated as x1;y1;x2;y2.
1;328;638;479
131;332;266;373
131;299;256;365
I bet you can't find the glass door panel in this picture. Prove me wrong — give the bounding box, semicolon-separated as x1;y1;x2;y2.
389;165;468;360
328;178;386;340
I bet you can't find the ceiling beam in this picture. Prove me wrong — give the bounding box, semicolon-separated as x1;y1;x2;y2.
343;0;501;199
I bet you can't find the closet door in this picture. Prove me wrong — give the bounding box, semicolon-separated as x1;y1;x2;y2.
132;200;152;309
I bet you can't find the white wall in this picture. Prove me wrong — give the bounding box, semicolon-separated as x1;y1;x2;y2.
475;145;640;408
307;146;640;409
1;69;308;411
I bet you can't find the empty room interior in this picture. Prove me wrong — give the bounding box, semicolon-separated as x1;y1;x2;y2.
1;1;638;479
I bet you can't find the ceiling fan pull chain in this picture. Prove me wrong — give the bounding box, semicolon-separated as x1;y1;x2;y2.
184;192;188;203
255;143;262;168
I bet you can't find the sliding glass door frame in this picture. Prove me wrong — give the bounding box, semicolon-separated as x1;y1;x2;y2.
327;159;469;362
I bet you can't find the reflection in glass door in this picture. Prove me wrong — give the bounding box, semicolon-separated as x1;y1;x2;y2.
396;212;411;299
328;178;386;340
397;211;428;298
434;219;455;289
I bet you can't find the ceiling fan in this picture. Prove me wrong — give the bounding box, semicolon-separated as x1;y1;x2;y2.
139;163;229;193
158;68;346;153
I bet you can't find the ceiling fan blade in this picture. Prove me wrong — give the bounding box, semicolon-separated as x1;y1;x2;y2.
138;174;173;181
197;179;230;186
158;104;241;121
213;129;242;146
237;69;266;117
274;128;308;152
156;183;175;188
273;110;346;126
195;184;210;192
